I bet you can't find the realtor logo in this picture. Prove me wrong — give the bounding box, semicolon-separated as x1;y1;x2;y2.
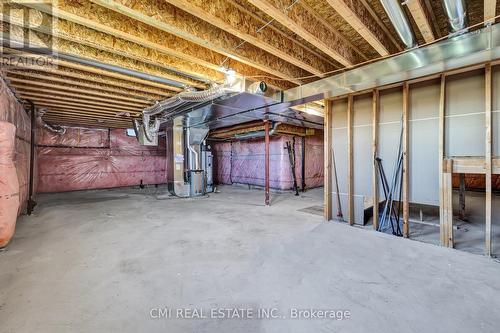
0;1;57;67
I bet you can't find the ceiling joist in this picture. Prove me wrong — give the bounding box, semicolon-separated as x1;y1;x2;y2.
247;0;361;67
162;0;335;75
92;0;331;78
8;77;151;106
17;0;296;88
6;70;164;101
485;0;497;23
325;0;396;56
405;0;435;43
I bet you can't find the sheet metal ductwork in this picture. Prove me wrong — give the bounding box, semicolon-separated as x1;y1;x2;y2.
380;0;416;49
166;116;209;198
442;0;467;34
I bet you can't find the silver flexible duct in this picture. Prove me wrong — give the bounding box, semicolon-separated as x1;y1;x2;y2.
380;0;416;49
442;0;467;34
37;110;66;135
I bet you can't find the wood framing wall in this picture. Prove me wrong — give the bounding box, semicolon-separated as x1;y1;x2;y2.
324;62;499;256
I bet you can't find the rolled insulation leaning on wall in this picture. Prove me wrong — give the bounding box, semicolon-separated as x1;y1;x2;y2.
0;121;20;248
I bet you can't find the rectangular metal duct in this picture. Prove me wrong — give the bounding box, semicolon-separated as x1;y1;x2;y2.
283;24;500;105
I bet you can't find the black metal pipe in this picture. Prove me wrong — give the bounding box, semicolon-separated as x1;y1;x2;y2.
27;101;37;215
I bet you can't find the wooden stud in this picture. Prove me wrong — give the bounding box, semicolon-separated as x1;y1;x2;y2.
443;158;454;248
485;64;493;256
439;74;447;246
402;83;410;238
347;95;354;225
324;99;333;221
458;173;466;220
372;89;380;230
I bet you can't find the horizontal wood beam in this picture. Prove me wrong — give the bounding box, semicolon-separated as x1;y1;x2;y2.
92;0;333;77
325;0;396;56
247;0;361;66
406;0;435;43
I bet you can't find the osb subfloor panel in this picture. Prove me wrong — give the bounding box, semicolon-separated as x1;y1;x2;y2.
1;186;500;332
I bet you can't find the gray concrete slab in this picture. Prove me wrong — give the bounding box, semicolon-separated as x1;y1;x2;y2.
1;186;499;333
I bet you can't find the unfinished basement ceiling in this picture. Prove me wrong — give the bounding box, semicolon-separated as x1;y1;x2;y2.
0;0;496;128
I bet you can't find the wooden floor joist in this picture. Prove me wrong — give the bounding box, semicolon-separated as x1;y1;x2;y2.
3;3;223;84
163;0;337;75
6;66;174;98
1;21;206;89
8;78;152;106
22;98;141;114
16;90;144;112
484;0;497;23
16;0;296;88
91;0;313;82
7;70;164;102
325;0;395;56
247;0;361;67
406;0;435;43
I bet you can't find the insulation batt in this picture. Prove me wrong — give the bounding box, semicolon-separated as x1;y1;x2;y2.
37;127;167;193
0;122;20;247
211;132;324;190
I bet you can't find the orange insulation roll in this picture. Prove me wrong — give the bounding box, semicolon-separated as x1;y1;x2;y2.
0;121;20;248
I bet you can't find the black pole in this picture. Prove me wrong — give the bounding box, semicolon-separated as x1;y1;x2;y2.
301;136;306;192
27;101;37;215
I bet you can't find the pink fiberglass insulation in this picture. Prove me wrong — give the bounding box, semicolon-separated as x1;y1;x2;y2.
210;131;323;190
0;122;20;247
37;127;167;193
0;77;31;247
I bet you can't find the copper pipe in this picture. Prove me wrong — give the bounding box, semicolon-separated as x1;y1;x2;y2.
264;119;270;206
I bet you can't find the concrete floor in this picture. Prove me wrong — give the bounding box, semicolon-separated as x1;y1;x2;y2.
1;186;500;333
